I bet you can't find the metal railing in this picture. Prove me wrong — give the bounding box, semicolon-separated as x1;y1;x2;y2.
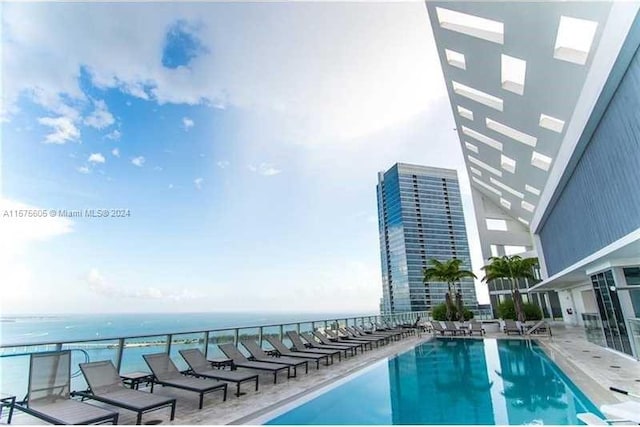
628;317;640;360
0;311;429;398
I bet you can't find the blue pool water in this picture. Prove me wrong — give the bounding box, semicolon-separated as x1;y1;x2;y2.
266;339;601;425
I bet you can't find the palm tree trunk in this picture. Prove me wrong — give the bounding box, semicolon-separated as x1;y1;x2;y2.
446;282;454;321
455;290;465;321
512;279;525;323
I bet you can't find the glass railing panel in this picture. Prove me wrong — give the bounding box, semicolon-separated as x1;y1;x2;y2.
262;326;280;350
207;329;235;358
121;335;168;374
299;322;314;334
62;339;120;392
0;343;61;401
281;324;298;348
207;329;236;359
169;332;205;371
237;327;260;357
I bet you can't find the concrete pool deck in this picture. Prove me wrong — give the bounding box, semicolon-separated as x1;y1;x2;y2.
6;324;639;425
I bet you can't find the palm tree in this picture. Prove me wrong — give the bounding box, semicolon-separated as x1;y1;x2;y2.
481;255;538;323
424;259;477;321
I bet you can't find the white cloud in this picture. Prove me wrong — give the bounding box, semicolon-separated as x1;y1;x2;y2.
0;198;74;310
182;117;194;130
131;156;145;167
88;152;105;164
111;147;120;157
105;129;121;140
2;2;443;146
249;162;282;176
37;116;80;144
216;160;230;169
168;183;174;189
86;268;199;301
194;177;203;190
77;165;91;174
154;165;163;171
84;99;114;129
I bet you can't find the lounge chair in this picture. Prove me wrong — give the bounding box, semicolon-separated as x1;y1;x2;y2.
285;331;343;361
374;323;406;339
240;339;309;375
503;320;522;335
15;350;119;425
179;349;259;397
142;353;227;409
469;321;485;336
445;321;467;336
323;329;375;350
218;343;291;383
299;332;355;357
74;360;176;425
312;331;364;354
341;327;388;346
600;401;640;424
353;325;398;341
264;336;332;367
430;321;455;336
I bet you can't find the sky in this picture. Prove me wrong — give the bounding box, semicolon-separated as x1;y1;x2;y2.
0;1;489;315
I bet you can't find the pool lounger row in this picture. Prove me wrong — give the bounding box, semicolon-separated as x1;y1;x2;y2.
16;322;415;425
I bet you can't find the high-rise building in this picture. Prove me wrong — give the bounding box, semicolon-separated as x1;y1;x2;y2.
377;163;477;314
428;1;640;357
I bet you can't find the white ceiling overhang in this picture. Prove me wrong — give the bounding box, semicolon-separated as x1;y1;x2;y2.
426;1;615;228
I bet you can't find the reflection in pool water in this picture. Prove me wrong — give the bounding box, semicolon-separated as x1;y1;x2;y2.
266;339;600;425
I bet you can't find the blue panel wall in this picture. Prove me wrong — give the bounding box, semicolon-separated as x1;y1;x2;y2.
539;45;640;276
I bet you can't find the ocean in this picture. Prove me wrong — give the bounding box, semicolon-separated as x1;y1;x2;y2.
0;311;377;397
0;312;374;346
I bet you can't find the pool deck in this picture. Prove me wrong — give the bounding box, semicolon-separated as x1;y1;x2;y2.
6;324;639;425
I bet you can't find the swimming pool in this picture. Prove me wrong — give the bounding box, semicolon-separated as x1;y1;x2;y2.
264;339;600;425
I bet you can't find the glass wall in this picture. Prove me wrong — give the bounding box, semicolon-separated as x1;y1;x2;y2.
591;270;632;356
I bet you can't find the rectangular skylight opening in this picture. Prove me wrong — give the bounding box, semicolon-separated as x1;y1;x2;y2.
500;154;516;173
531;151;553;171
452;81;504;111
486;118;537;147
465;141;478;154
435;7;504;44
489;177;524;199
470;167;482;177
472;176;502;196
554;16;598;65
500;198;511;210
462;126;503;151
457;105;474;121
539;114;565;133
445;49;466;70
469;156;502;177
501;54;526;95
525;184;541;196
521;200;535;212
504;245;527;255
486;218;508;231
518;217;530;226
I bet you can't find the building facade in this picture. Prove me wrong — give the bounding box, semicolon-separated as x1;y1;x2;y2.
427;1;640;358
377;163;477;314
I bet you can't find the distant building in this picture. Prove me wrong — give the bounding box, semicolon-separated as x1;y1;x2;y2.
427;1;640;357
377;163;478;314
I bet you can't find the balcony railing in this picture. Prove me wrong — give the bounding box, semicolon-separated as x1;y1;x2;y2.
628;317;640;360
0;311;429;399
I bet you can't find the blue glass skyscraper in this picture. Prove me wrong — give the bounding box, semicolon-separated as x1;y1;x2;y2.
377;163;477;314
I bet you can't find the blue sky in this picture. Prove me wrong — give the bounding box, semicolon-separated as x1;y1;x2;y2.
1;2;488;314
